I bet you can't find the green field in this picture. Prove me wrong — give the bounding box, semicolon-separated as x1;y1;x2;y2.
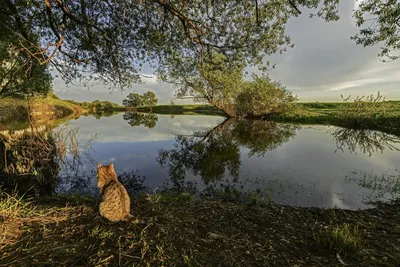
271;101;400;132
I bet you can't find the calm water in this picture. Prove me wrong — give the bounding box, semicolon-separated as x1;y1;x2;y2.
1;113;400;209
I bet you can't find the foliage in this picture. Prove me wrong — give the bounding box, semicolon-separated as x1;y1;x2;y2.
142;91;158;108
0;28;52;97
160;53;245;117
338;93;398;128
122;91;158;108
352;0;400;61
163;54;297;118
122;92;143;108
122;112;158;129
70;99;121;111
1;0;347;94
235;75;297;117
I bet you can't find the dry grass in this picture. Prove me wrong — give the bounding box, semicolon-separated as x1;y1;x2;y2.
0;193;399;266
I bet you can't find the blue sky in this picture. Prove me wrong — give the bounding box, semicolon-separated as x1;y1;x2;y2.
55;0;400;104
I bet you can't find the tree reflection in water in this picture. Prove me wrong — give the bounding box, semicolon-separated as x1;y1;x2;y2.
329;127;400;156
0;125;96;196
123;112;158;128
157;119;299;187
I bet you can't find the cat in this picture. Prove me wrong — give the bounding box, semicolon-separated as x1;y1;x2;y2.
96;163;145;223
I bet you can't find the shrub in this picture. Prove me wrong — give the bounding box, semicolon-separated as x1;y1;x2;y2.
338;92;398;128
235;75;297;117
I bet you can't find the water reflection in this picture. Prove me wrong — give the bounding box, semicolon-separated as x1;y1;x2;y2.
158;118;240;186
0;125;95;196
329;127;400;156
345;169;400;203
123;112;158;128
1;113;400;210
232;119;300;157
157;119;299;186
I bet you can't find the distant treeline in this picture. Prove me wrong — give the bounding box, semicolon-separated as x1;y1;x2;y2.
64;99;125;112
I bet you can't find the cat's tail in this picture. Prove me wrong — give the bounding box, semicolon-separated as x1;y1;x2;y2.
126;214;146;224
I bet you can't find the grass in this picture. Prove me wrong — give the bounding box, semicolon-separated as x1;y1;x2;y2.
0;191;399;266
271;100;400;134
315;223;362;254
0;96;86;131
135;99;400;135
137;104;225;116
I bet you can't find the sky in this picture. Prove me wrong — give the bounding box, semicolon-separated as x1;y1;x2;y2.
55;0;400;104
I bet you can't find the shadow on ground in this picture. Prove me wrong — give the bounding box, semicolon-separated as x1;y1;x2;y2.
1;194;399;266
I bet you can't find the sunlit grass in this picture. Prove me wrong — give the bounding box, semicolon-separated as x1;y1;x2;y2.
0;192;36;219
315;223;362;254
0;193;399;266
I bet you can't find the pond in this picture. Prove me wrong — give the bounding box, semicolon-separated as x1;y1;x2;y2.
1;113;399;210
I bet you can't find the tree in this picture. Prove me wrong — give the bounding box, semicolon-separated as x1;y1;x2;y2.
0;0;344;93
122;92;144;108
1;0;398;97
160;53;245;117
92;100;101;108
235;75;298;117
142;91;158;109
162;54;297;118
123;91;157;108
0;26;52;97
352;0;400;61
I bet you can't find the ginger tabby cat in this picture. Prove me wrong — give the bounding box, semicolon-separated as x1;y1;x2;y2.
96;163;144;223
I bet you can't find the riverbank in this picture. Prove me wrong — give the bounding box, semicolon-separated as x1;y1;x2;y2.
0;96;86;131
137;104;225;116
137;102;400;135
0;192;399;266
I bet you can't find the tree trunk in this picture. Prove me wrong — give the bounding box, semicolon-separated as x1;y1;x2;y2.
212;102;236;118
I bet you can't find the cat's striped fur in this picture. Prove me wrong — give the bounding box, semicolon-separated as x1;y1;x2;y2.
96;163;144;223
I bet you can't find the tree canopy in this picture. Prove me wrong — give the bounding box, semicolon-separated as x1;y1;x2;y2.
1;0;398;96
0;25;52;97
122;91;158;108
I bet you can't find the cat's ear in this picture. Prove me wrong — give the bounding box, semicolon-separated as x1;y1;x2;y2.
97;162;102;168
109;163;115;171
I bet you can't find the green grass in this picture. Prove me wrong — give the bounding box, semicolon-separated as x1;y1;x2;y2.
0;96;86;131
315;223;362;254
0;192;36;220
271;101;400;134
0;192;399;266
137;104;224;116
